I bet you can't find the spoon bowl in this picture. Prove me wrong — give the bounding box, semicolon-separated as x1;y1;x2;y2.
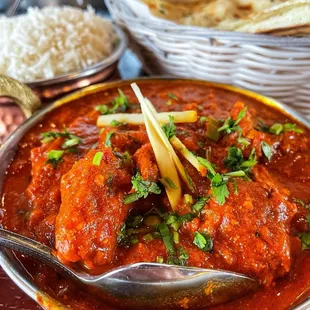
0;228;259;309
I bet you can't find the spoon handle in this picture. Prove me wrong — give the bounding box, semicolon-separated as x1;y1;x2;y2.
0;228;77;279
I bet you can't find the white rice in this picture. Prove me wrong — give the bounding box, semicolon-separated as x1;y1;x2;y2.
0;6;117;82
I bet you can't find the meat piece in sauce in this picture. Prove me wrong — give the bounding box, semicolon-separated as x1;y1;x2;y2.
133;143;159;182
26;115;98;246
55;145;132;269
183;179;298;286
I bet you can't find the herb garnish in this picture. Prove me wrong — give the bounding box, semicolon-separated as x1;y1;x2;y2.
192;197;210;215
261;141;273;161
158;222;175;254
92;151;103;166
218;107;247;135
256;120;303;135
167;93;179;101
193;232;213;252
167;247;190;266
298;215;310;251
41;126;82;150
162;115;176;139
105;131;115;147
46;150;64;169
224;147;257;177
124;172;161;204
95;89;129;115
197;157;216;176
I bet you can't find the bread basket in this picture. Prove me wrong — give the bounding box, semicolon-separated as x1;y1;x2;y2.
106;0;310;118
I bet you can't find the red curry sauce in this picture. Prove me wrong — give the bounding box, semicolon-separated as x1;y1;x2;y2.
1;80;310;309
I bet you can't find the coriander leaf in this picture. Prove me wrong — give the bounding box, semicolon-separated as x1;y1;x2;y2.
193;232;213;252
41;127;82;149
299;232;310;250
177;247;189;266
197;157;216;176
166;212;194;231
158;223;175;255
113;89;130;112
269;123;283;135
283;123;303;134
218;107;247;135
210;173;229;205
162;115;176;139
124;172;161;204
192;197;209;215
167;93;179;101
200;116;207;123
95;105;110;115
224;147;243;171
105;131;115;147
46;150;64;169
92;151;103;166
261;141;273;161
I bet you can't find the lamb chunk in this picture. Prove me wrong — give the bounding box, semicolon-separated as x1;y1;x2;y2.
26;117;98;246
184;179;297;285
133;143;159;182
55;147;132;269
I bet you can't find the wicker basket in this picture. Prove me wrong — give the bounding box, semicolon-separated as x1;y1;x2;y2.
106;0;310;118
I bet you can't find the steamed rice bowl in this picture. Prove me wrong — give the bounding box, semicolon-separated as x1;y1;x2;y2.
0;6;117;82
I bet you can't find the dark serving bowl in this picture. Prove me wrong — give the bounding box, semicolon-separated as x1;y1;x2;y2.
0;77;309;309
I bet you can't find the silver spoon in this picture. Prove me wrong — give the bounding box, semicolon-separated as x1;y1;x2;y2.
0;228;259;309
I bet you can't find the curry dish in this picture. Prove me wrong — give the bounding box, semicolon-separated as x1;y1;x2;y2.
1;80;310;309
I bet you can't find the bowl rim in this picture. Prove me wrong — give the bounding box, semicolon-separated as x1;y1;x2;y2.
0;77;309;309
19;23;127;87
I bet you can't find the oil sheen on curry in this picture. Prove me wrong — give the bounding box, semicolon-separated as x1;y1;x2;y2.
1;80;310;309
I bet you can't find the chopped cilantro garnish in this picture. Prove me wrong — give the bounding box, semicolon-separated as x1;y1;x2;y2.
41;126;82;150
255;120;303;135
261;141;273;161
193;232;213;252
166;213;194;231
200;116;207;123
224;147;257;177
298;215;310;251
124;172;161;204
105;131;115;147
92;151;103;166
192;197;209;215
197;156;216;175
167;93;179;101
162;115;176;139
283;123;303;133
95;105;110;115
158;222;175;255
210;173;230;205
269;123;283;135
218;107;247;135
167;247;189;266
95;89;129;115
113;89;130;112
46;150;64;169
